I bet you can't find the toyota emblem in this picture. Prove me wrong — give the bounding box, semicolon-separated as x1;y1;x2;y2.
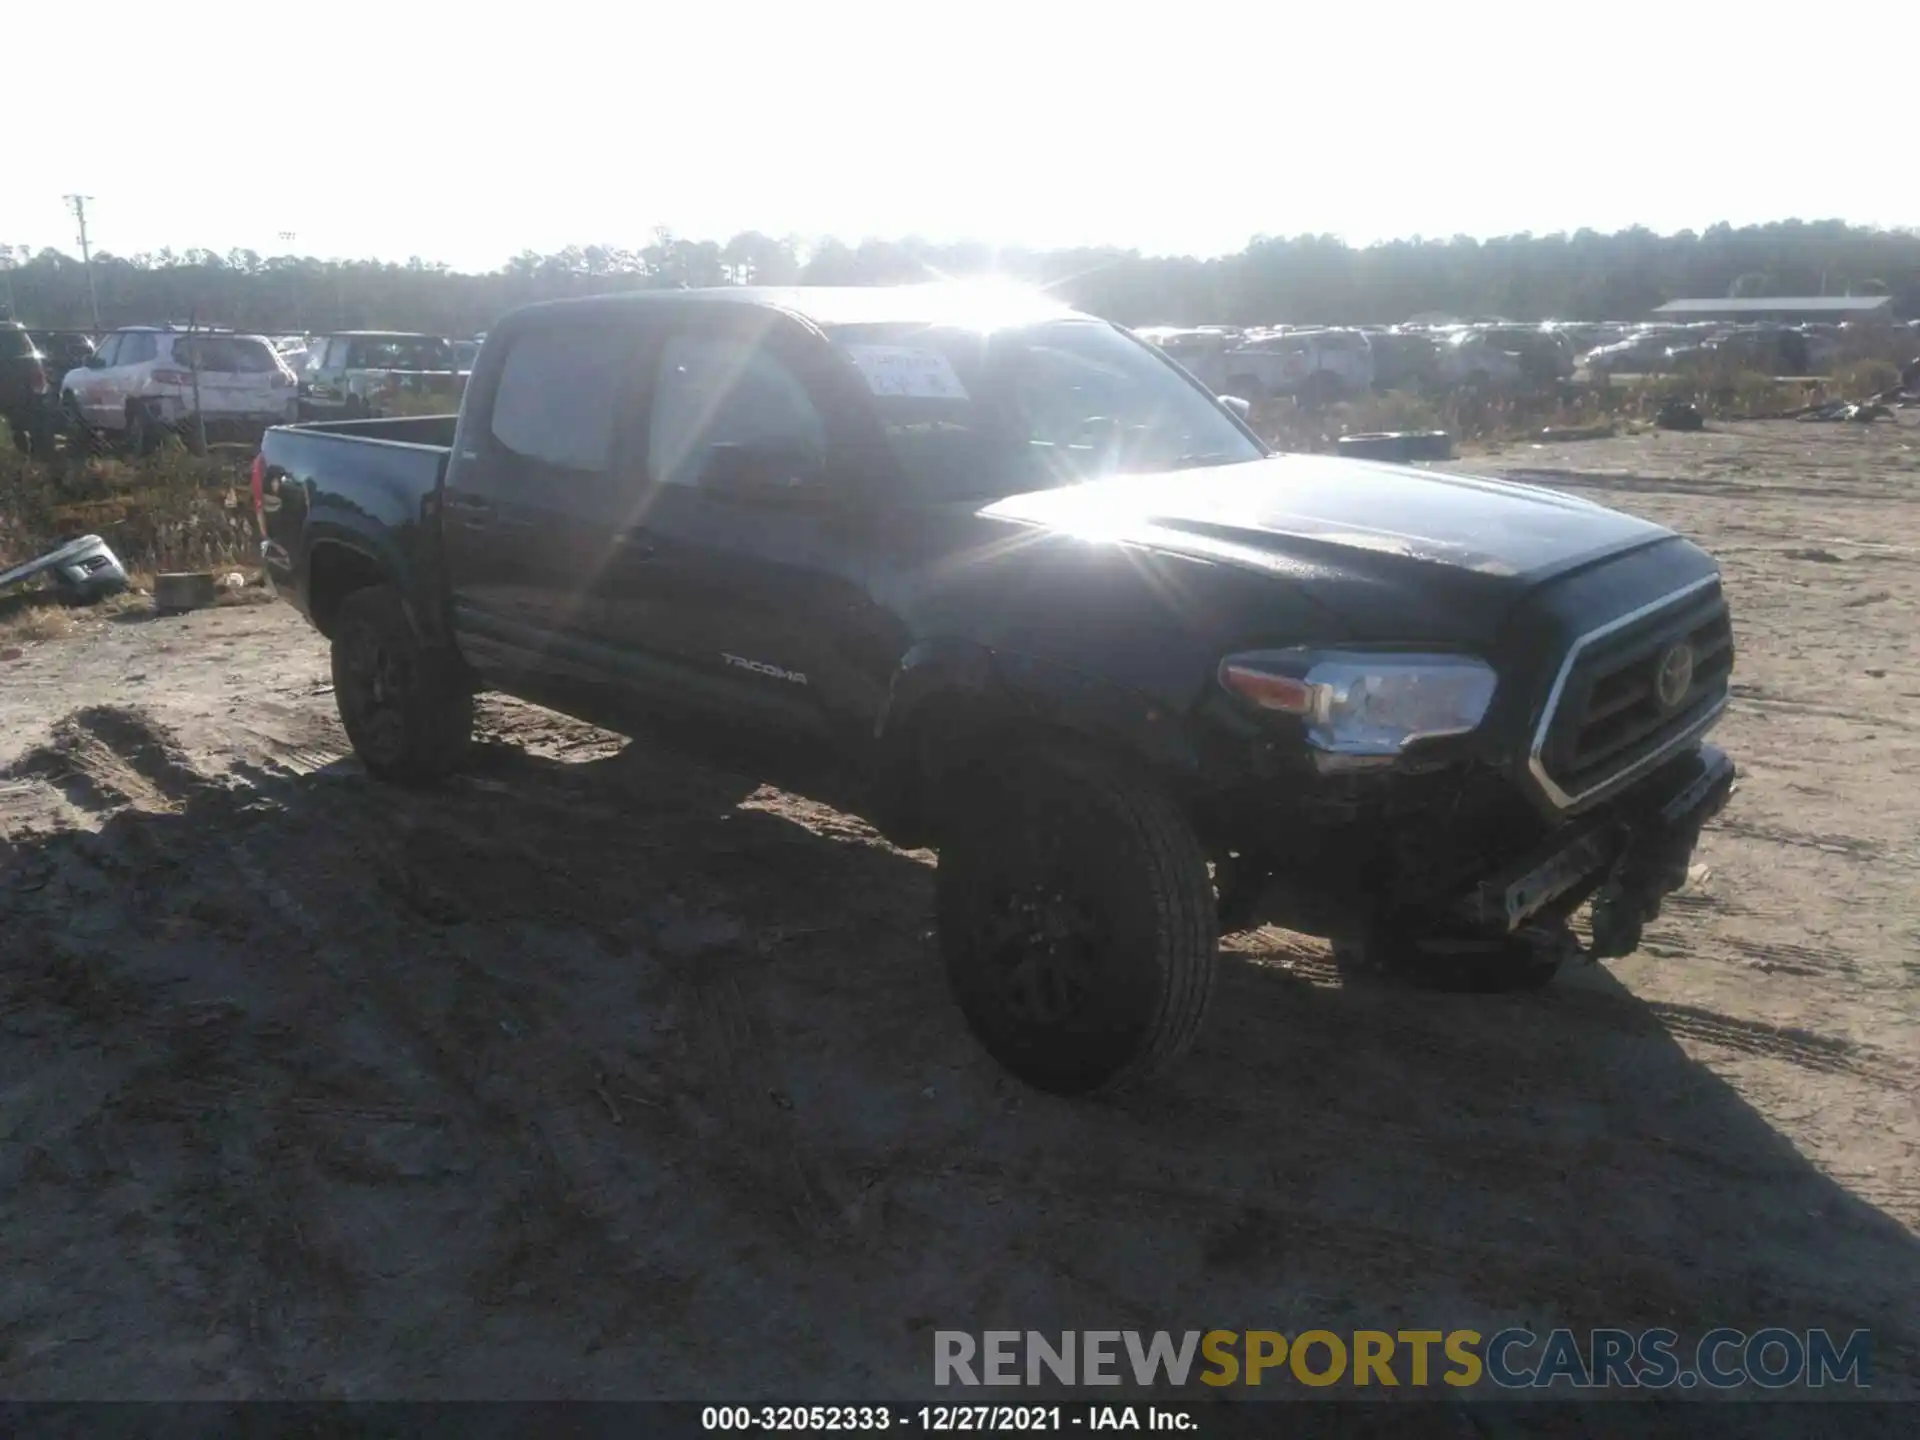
1654;641;1696;712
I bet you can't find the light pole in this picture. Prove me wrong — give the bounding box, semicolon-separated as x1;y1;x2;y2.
65;196;103;331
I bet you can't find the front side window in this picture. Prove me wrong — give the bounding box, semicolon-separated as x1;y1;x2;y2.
119;333;158;365
488;325;632;473
648;332;825;489
826;319;1263;503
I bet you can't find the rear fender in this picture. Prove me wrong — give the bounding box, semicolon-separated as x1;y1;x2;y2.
301;521;432;644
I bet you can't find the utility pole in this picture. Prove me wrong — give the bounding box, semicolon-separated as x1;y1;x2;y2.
65;194;102;333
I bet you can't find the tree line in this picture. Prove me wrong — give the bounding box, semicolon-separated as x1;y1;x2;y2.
3;220;1916;338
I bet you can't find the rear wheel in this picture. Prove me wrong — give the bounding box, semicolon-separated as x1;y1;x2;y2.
935;744;1217;1095
330;584;473;785
128;403;162;456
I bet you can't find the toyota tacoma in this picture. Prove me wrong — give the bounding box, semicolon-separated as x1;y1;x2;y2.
252;283;1736;1095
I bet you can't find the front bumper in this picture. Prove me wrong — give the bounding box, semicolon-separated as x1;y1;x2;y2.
1453;742;1735;957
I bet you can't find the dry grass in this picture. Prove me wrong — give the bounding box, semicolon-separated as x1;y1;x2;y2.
1;448;257;579
0;598;79;645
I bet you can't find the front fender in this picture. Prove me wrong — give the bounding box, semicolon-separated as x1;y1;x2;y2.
870;639;1205;841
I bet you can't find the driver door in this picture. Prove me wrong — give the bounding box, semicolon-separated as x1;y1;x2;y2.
586;312;879;736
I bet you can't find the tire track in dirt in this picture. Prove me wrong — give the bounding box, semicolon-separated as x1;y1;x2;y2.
3;705;218;817
1640;932;1862;980
1637;1000;1905;1085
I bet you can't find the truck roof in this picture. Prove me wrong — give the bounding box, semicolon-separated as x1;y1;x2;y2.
514;282;1082;332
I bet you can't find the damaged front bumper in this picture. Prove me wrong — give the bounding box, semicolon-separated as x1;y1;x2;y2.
1454;743;1736;959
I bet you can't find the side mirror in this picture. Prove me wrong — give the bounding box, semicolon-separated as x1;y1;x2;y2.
84;354;106;370
699;441;827;505
1219;394;1253;420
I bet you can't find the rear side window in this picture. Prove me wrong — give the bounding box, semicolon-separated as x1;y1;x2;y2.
488;325;633;474
177;336;278;372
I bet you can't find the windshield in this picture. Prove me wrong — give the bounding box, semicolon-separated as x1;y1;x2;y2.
826;319;1263;502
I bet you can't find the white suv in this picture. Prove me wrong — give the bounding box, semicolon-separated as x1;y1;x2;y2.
61;326;300;452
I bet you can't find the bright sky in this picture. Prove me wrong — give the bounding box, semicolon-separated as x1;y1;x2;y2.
4;0;1914;271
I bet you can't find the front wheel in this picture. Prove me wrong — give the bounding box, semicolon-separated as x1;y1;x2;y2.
330;584;473;785
935;745;1218;1095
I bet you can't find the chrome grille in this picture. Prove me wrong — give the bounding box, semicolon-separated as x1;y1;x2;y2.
1530;577;1733;811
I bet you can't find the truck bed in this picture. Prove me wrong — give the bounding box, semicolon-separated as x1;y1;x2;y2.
288;414;461;447
257;414;461;630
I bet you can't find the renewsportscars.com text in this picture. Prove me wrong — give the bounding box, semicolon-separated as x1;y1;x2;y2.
934;1328;1871;1390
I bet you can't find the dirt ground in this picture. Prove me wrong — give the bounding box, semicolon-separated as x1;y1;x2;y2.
0;419;1916;1408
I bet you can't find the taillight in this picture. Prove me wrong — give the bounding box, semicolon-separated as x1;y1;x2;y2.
250;454;265;514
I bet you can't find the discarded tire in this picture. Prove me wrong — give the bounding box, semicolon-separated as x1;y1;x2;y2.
154;571;218;614
1337;430;1455;463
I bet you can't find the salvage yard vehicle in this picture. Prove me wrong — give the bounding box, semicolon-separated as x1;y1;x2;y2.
297;331;467;420
1219;326;1374;403
28;328;97;379
254;283;1738;1096
60;326;300;452
0;321;56;456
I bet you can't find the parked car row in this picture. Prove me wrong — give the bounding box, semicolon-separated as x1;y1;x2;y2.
1134;313;1883;404
1;321;485;456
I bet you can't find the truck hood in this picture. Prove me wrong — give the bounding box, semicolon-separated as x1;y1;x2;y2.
976;453;1679;642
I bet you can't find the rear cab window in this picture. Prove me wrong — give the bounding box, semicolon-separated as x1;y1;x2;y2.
487;324;636;474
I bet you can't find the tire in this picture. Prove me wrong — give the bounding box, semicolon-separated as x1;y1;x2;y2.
61;394;92;453
934;744;1218;1095
128;404;161;457
330;585;473;785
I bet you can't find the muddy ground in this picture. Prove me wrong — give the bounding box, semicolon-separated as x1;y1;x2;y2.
0;419;1916;1408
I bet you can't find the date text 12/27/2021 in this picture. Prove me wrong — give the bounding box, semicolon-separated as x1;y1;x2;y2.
701;1406;1197;1432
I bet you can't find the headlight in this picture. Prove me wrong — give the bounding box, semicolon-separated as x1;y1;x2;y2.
1218;650;1498;756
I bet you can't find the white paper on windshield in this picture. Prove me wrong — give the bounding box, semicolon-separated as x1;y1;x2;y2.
843;345;969;400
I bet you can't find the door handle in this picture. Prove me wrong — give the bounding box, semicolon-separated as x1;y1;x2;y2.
444;495;493;529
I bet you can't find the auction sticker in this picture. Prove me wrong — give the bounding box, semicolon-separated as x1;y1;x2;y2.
843;345;969;400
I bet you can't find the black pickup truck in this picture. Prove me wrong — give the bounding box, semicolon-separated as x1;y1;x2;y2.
254;283;1737;1095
